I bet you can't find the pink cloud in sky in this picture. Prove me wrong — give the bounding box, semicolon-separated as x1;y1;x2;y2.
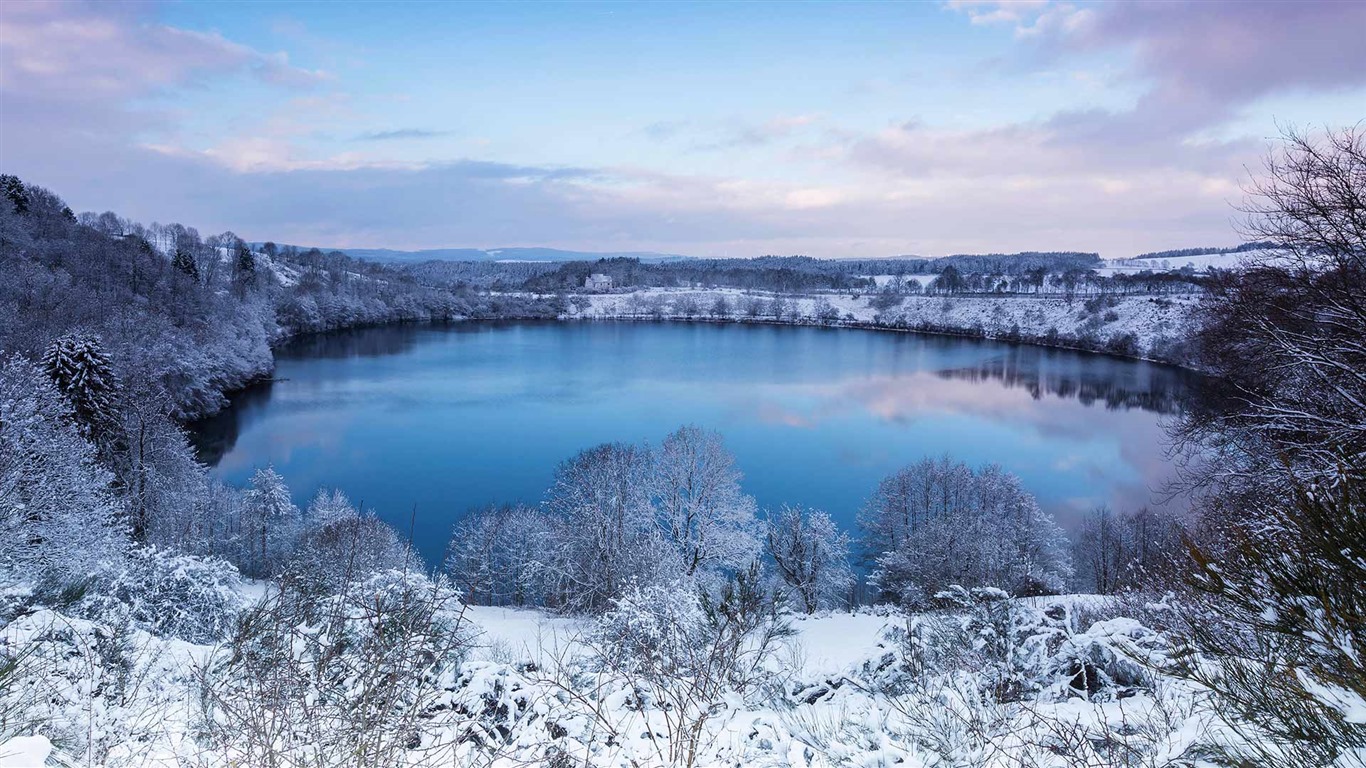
0;0;1361;258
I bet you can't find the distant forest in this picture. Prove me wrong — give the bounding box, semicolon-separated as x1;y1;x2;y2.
1132;241;1275;260
413;252;1105;293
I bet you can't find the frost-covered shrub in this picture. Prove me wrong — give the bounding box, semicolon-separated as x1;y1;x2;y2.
587;570;793;767
0;609;195;766
593;581;710;678
76;546;242;643
286;508;412;596
867;588;1169;708
198;569;472;767
1045;617;1167;700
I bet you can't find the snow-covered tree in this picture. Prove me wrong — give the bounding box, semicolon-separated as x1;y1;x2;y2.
445;503;555;607
41;332;120;449
306;487;358;528
238;465;300;577
288;510;412;595
0;355;125;586
547;442;675;613
114;388;206;542
862;458;1072;604
1072;505;1185;594
171;247;199;283
652;425;760;585
765;505;853;613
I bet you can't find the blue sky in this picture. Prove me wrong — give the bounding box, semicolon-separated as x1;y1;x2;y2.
2;0;1363;257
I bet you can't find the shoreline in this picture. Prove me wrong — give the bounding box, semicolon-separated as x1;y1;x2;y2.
189;307;1196;420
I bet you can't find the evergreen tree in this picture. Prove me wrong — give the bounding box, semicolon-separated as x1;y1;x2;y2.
0;174;28;215
172;247;200;283
232;240;256;293
41;333;121;448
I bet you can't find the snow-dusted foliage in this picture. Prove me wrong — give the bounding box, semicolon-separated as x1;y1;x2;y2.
546;442;679;613
765;505;853;613
236;465;300;577
0;355;126;587
445;503;556;607
1180;467;1366;765
286;495;413;594
74;546;242;643
861;457;1073;604
592;581;712;679
653;426;760;586
446;427;767;614
0;609;201;766
196;570;472;768
41;332;121;448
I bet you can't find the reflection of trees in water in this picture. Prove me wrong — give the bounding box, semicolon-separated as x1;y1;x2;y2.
191;322;542;465
275;324;427;361
936;347;1196;415
275;321;538;361
188;379;275;466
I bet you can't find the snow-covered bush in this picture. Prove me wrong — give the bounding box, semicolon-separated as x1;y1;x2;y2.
1045;616;1168;701
0;609;196;767
1181;465;1366;766
197;569;472;767
593;581;710;679
586;570;793;767
74;546;241;643
867;587;1167;708
286;498;413;596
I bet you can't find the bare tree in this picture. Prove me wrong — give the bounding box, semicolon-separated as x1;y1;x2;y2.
1180;124;1366;488
546;442;674;613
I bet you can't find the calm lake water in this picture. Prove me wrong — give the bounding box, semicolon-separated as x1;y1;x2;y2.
192;322;1196;566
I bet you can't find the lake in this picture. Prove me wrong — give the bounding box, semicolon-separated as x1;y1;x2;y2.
192;321;1196;566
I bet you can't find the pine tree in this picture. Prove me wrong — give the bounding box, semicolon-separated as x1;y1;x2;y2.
233;242;256;296
172;248;200;283
41;333;120;448
0;174;28;214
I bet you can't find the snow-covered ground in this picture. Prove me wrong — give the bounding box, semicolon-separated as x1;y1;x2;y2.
0;583;1322;767
1100;248;1287;275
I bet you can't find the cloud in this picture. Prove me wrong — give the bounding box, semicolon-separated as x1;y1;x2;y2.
691;114;823;151
356;129;453;141
951;0;1366;134
0;1;328;100
1;0;1359;259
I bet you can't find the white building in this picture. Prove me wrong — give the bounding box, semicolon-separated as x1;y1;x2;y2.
585;273;613;292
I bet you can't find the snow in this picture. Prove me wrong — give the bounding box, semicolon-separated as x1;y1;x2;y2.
786;611;896;678
0;736;51;768
0;587;1297;767
1101;248;1289;274
464;605;589;666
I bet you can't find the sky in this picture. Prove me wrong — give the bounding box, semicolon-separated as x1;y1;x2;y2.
1;0;1363;258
